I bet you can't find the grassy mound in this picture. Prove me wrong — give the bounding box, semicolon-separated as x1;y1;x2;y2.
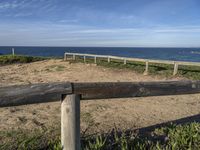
0;55;47;64
0;122;199;150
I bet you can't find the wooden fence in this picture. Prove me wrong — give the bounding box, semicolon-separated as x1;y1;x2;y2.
1;80;200;150
64;52;200;76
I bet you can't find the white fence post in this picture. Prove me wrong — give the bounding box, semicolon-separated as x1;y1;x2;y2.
143;61;149;75
73;55;76;60
12;48;15;56
108;57;110;63
61;94;81;150
94;56;97;64
64;53;67;61
173;62;179;75
124;59;127;65
83;55;86;63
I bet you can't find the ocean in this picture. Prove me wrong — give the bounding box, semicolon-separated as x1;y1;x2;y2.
0;46;200;62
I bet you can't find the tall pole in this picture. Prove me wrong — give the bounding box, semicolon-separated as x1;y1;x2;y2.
12;48;15;56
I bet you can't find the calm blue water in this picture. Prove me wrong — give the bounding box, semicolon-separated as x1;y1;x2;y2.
0;46;200;62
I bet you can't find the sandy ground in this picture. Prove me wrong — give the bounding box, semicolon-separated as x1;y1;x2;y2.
0;59;200;134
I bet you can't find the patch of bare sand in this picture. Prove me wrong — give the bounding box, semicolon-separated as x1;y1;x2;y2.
0;59;199;134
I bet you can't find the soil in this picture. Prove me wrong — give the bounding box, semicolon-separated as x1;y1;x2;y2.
0;59;200;134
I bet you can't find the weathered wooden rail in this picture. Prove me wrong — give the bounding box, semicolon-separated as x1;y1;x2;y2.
1;80;200;150
64;52;200;75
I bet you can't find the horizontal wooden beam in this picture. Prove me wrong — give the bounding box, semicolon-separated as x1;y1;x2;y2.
1;80;200;107
0;82;72;107
73;80;200;100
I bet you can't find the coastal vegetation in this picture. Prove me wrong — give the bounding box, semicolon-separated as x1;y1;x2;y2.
0;122;199;150
0;55;47;64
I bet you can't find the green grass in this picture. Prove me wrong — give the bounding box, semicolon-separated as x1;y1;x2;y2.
68;56;200;80
0;128;61;150
0;122;199;150
0;55;48;64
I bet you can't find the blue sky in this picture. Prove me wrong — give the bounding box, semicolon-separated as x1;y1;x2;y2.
0;0;200;47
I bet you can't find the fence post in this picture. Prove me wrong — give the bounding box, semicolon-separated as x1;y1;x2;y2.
94;56;97;64
143;61;149;75
84;55;86;63
64;53;67;61
108;57;110;63
124;59;127;65
12;48;15;56
173;62;179;75
73;55;76;60
61;94;81;150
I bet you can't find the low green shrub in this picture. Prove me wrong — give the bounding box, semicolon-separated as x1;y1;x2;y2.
0;55;47;64
1;122;199;150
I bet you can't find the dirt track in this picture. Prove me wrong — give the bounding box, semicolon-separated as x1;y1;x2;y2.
0;59;200;134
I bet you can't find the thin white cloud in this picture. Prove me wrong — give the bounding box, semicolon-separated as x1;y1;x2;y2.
154;25;200;33
0;21;200;47
0;2;18;9
0;0;56;18
58;19;79;23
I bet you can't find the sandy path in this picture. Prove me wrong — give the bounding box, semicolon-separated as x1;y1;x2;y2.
0;59;199;134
